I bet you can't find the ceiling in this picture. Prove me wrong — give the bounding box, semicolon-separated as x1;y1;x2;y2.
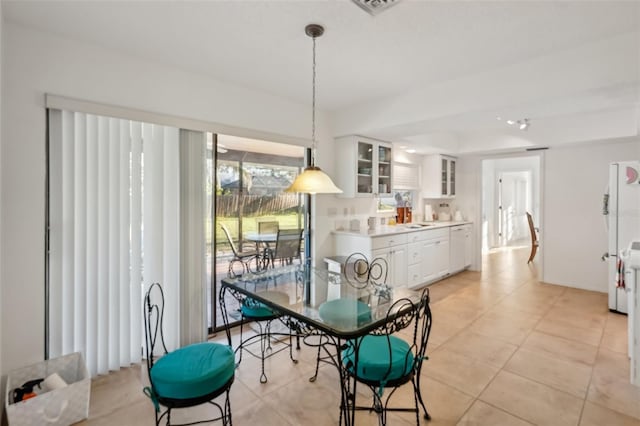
4;0;640;155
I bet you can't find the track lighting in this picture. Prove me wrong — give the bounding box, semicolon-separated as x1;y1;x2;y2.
498;116;530;131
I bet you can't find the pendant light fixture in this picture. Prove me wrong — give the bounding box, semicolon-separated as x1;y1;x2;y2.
285;24;342;194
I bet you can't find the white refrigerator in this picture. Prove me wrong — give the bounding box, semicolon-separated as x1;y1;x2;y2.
605;161;640;314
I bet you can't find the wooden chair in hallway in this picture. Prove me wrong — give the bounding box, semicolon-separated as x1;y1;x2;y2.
526;212;539;263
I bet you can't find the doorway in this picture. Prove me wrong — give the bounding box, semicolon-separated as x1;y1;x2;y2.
482;155;541;255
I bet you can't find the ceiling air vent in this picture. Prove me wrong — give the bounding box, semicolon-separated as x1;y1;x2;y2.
525;147;549;151
351;0;401;16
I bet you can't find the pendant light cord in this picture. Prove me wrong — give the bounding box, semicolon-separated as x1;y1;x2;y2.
311;34;317;167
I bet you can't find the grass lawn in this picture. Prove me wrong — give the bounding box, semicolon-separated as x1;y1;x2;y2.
214;214;303;248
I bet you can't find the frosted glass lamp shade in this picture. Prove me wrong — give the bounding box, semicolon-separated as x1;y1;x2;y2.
285;166;343;194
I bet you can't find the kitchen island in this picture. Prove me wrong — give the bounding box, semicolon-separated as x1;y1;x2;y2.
332;221;473;289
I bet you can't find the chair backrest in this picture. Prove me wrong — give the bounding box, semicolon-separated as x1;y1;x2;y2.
220;223;240;257
526;212;538;244
347;289;431;386
371;288;432;381
258;221;279;234
272;229;303;261
413;289;432;375
344;252;370;289
343;253;388;289
368;257;389;288
143;283;168;374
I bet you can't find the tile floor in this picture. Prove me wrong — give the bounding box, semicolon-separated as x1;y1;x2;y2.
79;247;640;425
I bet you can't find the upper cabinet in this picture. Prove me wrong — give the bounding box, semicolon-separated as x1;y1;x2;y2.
335;136;393;198
422;154;456;198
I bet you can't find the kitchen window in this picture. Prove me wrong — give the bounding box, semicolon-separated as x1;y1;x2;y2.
378;191;414;212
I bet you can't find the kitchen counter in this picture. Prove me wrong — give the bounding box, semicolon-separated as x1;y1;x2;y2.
332;221;473;238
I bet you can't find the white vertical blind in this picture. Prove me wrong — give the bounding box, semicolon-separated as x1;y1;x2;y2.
48;110;182;376
179;130;208;345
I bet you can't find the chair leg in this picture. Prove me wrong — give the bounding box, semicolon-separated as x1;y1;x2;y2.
225;388;233;426
414;376;430;420
528;243;537;263
309;342;323;382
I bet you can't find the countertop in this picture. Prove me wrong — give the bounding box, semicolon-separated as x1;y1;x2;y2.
332;221;472;238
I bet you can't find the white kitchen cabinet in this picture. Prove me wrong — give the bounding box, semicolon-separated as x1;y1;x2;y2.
450;224;472;273
407;230;429;288
335;136;393;198
373;244;407;289
333;223;470;290
333;233;407;287
420;228;450;285
392;162;419;190
422;154;456;198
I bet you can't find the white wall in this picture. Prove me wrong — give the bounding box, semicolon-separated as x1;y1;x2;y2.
0;22;339;377
543;138;640;291
457;140;640;286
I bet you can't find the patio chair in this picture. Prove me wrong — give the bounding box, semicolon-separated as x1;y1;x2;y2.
220;223;258;277
143;283;234;426
257;220;279;234
265;228;303;269
342;288;432;425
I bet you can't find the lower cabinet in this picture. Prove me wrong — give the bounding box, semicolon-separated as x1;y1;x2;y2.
419;228;450;286
450;224;472;273
333;233;408;287
372;244;407;289
333;223;471;289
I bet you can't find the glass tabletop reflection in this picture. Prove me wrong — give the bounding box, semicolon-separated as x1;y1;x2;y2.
220;263;421;338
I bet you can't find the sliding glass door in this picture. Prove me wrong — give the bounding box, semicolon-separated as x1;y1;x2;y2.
208;135;307;332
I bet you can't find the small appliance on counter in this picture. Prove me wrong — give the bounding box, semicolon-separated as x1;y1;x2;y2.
396;206;412;224
424;204;434;222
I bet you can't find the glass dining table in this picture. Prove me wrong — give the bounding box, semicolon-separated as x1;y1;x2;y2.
219;263;422;425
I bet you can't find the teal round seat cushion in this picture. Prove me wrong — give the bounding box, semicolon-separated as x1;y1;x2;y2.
241;298;278;318
343;335;413;383
319;299;371;329
151;342;234;400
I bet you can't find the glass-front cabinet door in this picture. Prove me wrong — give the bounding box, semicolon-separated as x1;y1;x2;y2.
449;159;456;196
357;141;374;194
378;145;392;195
335;136;394;198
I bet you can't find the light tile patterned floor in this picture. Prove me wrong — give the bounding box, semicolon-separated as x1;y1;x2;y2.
79;247;640;425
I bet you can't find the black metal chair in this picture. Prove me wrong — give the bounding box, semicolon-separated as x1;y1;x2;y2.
308;253;389;383
342;288;432;425
234;292;299;384
143;283;234;426
220;223;258;277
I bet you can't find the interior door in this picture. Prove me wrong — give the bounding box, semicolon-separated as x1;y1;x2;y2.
498;171;530;246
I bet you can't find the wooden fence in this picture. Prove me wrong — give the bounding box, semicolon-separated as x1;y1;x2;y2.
216;194;301;217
